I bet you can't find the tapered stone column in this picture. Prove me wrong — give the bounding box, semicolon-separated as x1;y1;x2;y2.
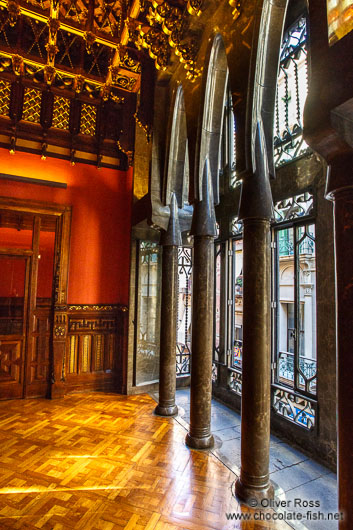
326;157;353;529
155;194;181;417
235;218;273;503
186;160;217;449
235;123;274;503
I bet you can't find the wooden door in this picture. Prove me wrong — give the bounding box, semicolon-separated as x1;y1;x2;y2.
0;254;30;399
0;198;71;400
0;214;56;399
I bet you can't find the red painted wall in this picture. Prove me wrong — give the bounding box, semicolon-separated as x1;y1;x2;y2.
0;149;133;304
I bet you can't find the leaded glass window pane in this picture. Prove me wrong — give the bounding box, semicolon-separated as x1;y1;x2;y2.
135;241;161;385
274;16;311;167
176;247;192;376
232;238;243;370
274;223;317;398
272;191;317;429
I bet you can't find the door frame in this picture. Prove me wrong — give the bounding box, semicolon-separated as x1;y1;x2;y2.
0;196;71;398
0;252;30;399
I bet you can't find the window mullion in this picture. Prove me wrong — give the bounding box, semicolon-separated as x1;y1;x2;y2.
294;226;300;394
227;240;234;363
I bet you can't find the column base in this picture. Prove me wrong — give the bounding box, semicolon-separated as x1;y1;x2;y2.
185;432;214;450
235;477;274;506
154;404;178;417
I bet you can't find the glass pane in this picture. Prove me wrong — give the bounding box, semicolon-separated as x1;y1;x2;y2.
214;244;221;362
37;230;55;304
0;256;26;335
277;227;295;387
297;224;317;394
274;17;310;167
232;239;243;369
176;247;192;376
135;241;161;385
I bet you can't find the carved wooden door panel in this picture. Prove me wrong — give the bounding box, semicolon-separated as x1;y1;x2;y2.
0;255;29;399
25;304;52;397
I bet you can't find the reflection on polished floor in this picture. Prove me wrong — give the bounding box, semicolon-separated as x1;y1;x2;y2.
173;389;338;530
0;392;288;529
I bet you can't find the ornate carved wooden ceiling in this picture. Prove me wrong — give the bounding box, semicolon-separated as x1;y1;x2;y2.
0;0;142;95
0;0;241;168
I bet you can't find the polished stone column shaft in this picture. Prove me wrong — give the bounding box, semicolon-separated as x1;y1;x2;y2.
235;217;273;503
186;158;216;450
155;243;178;417
155;193;181;417
185;234;215;449
332;189;353;529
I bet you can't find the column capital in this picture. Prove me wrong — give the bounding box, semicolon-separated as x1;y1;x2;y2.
238;121;273;221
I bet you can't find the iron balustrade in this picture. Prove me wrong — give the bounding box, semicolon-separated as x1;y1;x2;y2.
278;350;317;392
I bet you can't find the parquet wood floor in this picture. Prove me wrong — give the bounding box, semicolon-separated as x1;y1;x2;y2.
0;393;289;529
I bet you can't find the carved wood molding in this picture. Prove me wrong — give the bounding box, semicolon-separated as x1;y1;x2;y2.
67;304;128;312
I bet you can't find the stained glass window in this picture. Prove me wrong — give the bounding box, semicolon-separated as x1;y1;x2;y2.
274;16;310;167
327;0;353;45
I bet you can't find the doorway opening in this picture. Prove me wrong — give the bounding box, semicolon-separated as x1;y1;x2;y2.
0;198;71;399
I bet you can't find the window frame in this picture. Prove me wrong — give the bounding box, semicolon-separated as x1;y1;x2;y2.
271;190;318;431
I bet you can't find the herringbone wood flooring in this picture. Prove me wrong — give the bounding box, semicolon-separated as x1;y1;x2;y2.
0;393;288;529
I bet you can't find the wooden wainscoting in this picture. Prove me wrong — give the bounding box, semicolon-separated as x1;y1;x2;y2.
62;305;127;394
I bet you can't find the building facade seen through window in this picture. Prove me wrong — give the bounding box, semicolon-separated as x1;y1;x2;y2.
272;192;317;430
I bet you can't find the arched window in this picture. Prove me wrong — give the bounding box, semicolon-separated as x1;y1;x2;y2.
274;16;310;167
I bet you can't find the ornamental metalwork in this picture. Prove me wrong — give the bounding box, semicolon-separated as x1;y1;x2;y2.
229;370;242;396
230;217;243;236
278;352;317;394
0;78;10;116
80;102;97;135
22;87;42;123
277;223;315;257
176;247;192;376
274;16;311;167
214;243;221;362
212;362;218;383
52;95;70;129
135;240;161;385
273;387;315;430
273;191;314;223
273;217;317;434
